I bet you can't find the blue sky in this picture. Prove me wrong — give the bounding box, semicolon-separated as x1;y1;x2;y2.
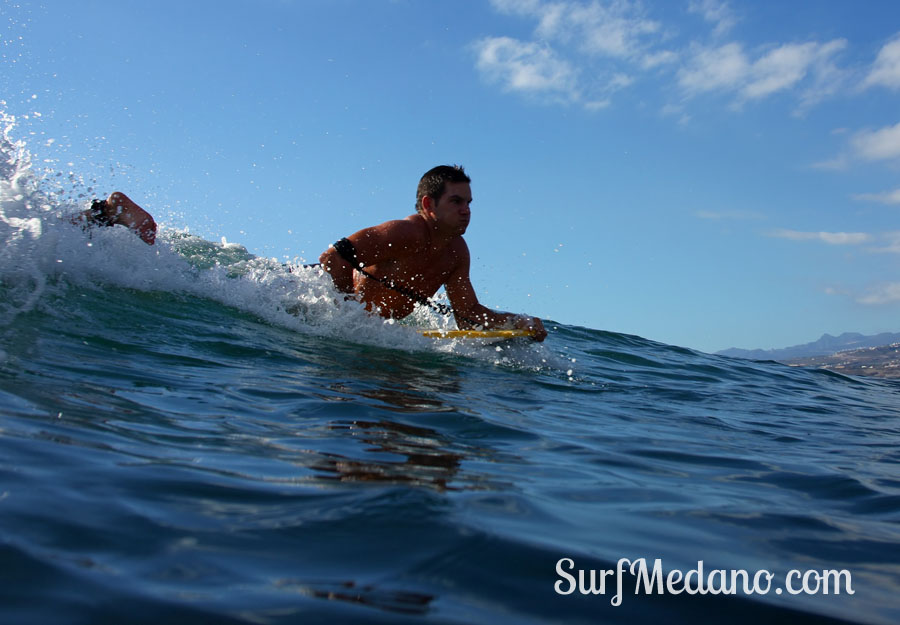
3;0;900;353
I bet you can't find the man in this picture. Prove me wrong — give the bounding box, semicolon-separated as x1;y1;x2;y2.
319;165;547;341
75;191;157;245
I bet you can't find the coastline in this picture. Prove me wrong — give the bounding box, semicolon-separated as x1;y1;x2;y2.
784;343;900;380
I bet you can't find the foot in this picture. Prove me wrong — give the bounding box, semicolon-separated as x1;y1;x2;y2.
92;192;157;245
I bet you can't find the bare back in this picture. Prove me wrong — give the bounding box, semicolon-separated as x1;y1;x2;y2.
351;214;469;318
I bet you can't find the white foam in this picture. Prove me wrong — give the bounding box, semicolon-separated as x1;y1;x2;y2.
0;111;563;372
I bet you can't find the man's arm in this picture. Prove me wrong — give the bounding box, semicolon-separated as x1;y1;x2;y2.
445;245;547;342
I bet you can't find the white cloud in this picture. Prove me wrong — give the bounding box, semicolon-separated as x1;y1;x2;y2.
745;40;847;102
869;231;900;254
678;40;847;103
498;0;686;86
583;99;612;111
661;103;691;125
852;189;900;205
608;72;635;90
863;33;900;90
694;209;764;220
472;36;579;100
768;229;870;245
478;1;849;114
641;50;679;69
542;2;661;59
743;44;815;99
794;42;849;114
810;155;850;171
494;0;662;60
688;0;737;38
478;1;663;109
851;122;900;161
815;121;900;171
678;42;749;93
489;0;542;14
858;282;900;305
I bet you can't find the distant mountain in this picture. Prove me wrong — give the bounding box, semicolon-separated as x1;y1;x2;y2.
784;343;900;379
716;332;900;361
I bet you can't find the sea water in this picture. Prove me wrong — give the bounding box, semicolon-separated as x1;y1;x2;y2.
1;117;899;625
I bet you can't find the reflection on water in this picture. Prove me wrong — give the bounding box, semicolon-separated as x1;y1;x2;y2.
311;420;468;491
274;578;434;616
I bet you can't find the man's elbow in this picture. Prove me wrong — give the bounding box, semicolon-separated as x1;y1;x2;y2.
319;249;355;293
319;247;339;270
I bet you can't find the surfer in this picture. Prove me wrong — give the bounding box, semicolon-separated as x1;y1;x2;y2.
319;165;547;341
75;192;157;245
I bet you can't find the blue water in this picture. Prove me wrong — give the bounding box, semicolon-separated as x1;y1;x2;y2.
2;120;899;625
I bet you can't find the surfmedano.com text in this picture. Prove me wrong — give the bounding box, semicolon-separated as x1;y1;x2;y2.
554;558;854;606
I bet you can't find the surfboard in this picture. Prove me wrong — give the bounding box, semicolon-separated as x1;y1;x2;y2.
419;329;536;340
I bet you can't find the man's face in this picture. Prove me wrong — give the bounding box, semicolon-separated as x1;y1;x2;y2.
429;182;472;235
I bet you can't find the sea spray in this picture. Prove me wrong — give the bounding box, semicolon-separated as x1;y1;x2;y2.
0;112;565;375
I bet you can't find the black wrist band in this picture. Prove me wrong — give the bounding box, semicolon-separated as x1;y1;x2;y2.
333;237;361;268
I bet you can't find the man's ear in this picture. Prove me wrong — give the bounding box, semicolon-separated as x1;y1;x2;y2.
420;194;435;217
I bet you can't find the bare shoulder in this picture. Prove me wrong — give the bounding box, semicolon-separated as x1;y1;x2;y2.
355;215;428;249
392;214;429;238
449;235;470;260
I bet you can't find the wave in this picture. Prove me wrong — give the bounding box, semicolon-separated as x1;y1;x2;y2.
3;111;900;625
0;114;573;376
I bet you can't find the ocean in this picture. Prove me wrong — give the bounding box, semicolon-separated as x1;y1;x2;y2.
2;119;899;625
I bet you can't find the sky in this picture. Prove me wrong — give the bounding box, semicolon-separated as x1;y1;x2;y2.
2;0;900;353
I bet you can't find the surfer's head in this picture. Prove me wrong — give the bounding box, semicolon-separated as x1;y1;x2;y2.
416;165;470;215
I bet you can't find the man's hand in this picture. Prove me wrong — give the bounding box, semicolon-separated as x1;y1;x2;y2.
513;315;547;342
